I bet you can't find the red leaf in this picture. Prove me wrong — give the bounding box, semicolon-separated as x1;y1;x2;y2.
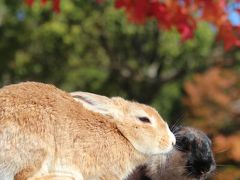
41;0;48;7
115;0;150;24
199;0;227;25
53;0;60;13
236;8;240;14
25;0;34;7
129;0;149;24
156;2;195;41
115;0;131;9
177;23;194;40
24;0;240;50
150;2;170;28
217;23;240;50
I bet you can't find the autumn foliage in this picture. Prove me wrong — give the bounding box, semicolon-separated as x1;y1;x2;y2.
115;0;240;50
24;0;240;51
183;67;240;179
183;67;239;133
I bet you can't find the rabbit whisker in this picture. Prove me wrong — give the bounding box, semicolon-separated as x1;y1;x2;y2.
185;171;193;178
170;113;184;133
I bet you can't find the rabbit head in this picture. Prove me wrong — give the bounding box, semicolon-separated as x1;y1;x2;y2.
70;92;176;155
174;126;216;179
126;126;216;180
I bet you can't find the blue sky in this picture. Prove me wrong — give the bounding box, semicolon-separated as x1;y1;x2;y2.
228;2;240;25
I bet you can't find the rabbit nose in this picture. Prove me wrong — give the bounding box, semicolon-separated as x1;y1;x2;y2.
167;124;176;146
171;133;176;146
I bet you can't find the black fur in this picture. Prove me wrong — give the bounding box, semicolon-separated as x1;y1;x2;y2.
127;126;216;180
175;126;216;179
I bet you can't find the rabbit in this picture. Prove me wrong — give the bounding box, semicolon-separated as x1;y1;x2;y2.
126;126;216;180
71;93;216;180
0;82;175;180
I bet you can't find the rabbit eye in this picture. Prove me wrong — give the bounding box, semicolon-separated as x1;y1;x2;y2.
137;117;151;123
177;137;190;151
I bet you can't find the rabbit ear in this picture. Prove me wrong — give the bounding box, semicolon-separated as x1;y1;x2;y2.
70;91;115;116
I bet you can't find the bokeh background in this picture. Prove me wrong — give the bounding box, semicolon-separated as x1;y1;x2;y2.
0;1;240;179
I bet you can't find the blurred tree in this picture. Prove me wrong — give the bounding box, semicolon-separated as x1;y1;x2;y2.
183;67;240;134
115;0;240;50
25;0;240;50
0;1;220;119
183;67;240;179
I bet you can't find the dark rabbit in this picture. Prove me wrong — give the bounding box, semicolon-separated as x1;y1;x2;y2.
127;126;216;180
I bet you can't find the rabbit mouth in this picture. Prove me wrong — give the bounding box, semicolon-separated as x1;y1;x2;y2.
142;145;174;155
159;146;174;154
184;157;216;180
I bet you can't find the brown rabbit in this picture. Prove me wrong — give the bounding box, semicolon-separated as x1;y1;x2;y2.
71;93;215;180
0;82;175;180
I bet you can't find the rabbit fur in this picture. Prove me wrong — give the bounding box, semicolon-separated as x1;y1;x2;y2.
0;82;175;180
126;127;216;180
72;93;215;180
